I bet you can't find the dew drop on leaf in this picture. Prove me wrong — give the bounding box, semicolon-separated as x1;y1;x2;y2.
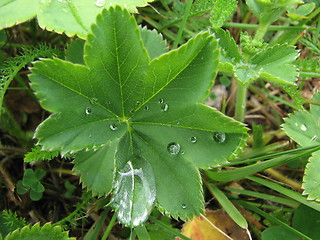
181;204;187;209
161;103;169;112
311;135;318;141
167;142;180;155
106;100;111;105
159;98;164;104
85;107;92;115
136;101;141;106
95;0;105;7
109;124;118;131
190;136;197;143
300;124;307;131
144;106;150;111
213;131;226;143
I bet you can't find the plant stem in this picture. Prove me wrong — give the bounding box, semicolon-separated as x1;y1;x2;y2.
223;22;318;32
101;212;117;240
234;82;247;122
254;22;270;41
172;0;193;49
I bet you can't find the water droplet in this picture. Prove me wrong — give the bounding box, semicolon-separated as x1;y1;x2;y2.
213;131;226;143
130;109;135;113
176;121;180;125
92;97;98;102
110;124;118;131
144;106;149;111
300;124;307;131
190;136;197;143
167;142;180;155
181;204;187;209
158;98;164;104
181;150;185;155
311;135;318;141
85;107;92;115
106;100;111;105
95;0;105;7
89;135;92;138
136;101;141;106
161;103;169;112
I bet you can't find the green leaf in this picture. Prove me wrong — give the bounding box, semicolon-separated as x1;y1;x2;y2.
29;189;43;201
30;7;247;226
24;146;59;163
5;223;75;240
65;39;86;65
210;0;237;28
0;0;38;29
212;28;242;66
236;44;298;85
22;169;38;187
261;226;300;240
16;181;29;195
292;204;320;239
283;92;320;200
139;26;168;60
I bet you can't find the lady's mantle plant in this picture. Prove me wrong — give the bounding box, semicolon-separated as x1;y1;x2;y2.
29;6;247;226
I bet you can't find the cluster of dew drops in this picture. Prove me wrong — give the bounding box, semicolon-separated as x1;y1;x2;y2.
166;131;226;155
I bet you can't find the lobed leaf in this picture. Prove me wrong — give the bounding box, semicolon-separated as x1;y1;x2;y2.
283;91;320;200
30;7;247;226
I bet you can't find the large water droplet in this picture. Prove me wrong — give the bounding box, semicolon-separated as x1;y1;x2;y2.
110;124;118;131
181;204;187;209
300;124;307;131
161;103;169;112
159;98;164;104
213;131;226;143
167;142;180;155
85;107;92;115
190;136;197;143
95;0;105;7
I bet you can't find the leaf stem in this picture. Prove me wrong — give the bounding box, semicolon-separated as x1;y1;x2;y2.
172;0;193;49
234;82;247;122
101;212;117;240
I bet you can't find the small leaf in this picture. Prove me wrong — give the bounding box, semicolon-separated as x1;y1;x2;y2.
210;0;237;28
16;181;29;195
283;91;320;200
22;169;38;187
139;26;168;60
5;223;75;240
213;28;242;65
29;190;43;201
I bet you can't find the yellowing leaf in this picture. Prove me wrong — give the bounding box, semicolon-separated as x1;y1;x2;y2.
179;209;249;240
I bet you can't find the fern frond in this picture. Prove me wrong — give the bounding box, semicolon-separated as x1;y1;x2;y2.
0;44;59;113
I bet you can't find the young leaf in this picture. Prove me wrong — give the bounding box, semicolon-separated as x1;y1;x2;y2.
283;91;320;200
30;7;247;226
